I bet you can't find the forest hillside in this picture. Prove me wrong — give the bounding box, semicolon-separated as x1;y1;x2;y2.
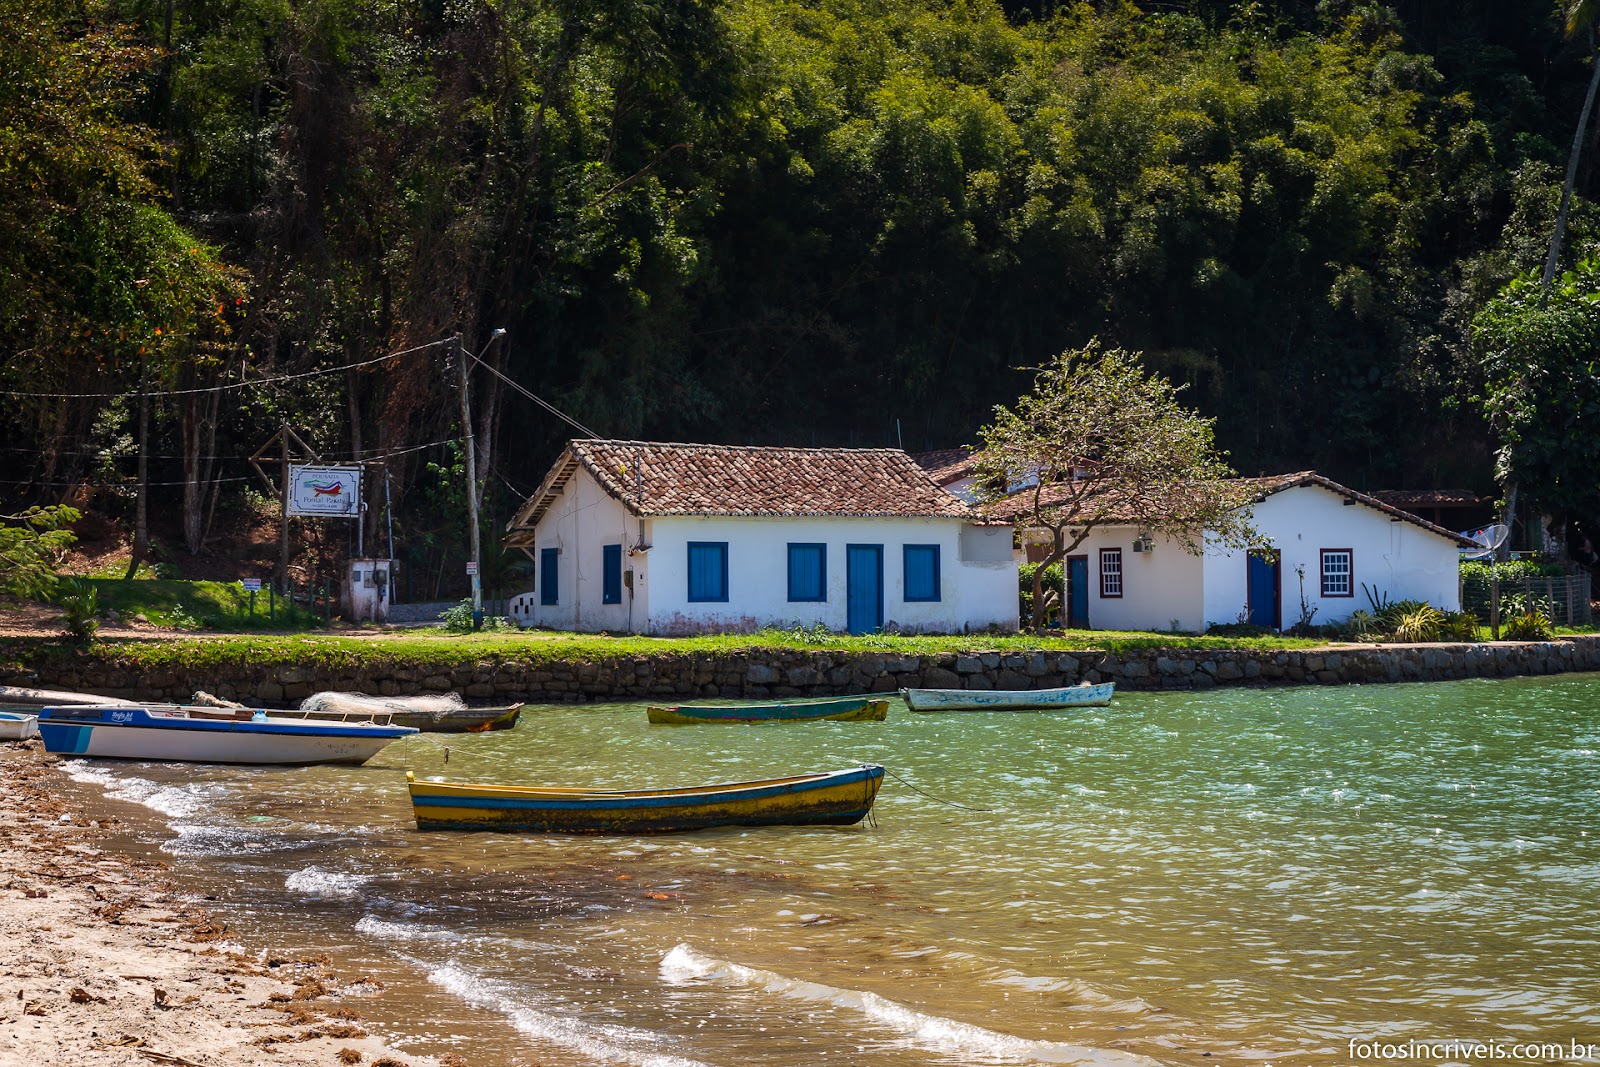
4;0;1598;586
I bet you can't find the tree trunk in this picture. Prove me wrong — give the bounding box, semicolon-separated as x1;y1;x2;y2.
181;374;223;555
1541;38;1600;289
1029;531;1069;631
125;388;149;580
1499;482;1518;562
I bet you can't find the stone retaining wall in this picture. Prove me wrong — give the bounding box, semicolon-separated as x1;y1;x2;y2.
8;637;1600;706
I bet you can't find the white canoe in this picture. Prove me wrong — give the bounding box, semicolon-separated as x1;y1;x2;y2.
901;682;1115;712
37;705;416;765
0;712;39;740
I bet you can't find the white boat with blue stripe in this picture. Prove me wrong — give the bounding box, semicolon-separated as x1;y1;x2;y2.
37;705;417;765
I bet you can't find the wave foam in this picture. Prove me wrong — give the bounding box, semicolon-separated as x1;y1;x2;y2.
659;945;1160;1066
355;915;461;943
61;764;216;819
428;962;711;1067
285;865;372;899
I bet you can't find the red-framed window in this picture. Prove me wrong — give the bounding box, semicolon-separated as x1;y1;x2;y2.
1099;547;1123;598
1320;548;1354;597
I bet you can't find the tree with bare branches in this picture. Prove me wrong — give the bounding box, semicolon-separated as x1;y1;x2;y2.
976;343;1257;631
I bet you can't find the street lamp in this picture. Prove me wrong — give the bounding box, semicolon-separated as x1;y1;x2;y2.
458;328;507;631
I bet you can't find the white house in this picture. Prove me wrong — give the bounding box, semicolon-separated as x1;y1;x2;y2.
973;470;1476;632
503;440;1018;635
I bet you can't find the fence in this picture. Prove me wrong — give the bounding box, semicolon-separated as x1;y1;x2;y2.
1461;572;1592;626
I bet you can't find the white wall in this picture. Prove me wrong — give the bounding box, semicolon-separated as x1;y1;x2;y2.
1204;485;1462;627
516;466;650;632
510;467;1017;634
645;514;1016;635
1061;528;1207;632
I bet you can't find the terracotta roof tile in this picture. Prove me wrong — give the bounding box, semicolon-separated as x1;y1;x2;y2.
507;440;973;534
910;448;980;486
1369;488;1486;507
979;469;1479;547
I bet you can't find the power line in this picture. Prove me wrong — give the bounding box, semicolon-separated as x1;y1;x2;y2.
0;435;465;464
466;349;602;440
0;339;451;400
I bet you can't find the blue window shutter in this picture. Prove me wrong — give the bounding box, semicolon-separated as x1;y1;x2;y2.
602;544;622;604
903;544;940;602
687;542;728;602
787;544;826;602
540;548;559;605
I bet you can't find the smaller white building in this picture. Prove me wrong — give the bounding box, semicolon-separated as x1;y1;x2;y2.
982;471;1476;632
503;440;1018;635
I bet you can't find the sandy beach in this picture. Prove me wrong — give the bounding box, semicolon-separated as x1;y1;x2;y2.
0;738;451;1067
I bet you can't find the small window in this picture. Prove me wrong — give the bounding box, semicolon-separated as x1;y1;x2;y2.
602;544;623;604
903;544;941;602
788;543;827;602
1099;547;1123;598
687;541;729;602
1321;548;1353;597
540;547;559;605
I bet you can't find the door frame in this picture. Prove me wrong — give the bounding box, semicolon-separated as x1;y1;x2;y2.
1066;554;1089;628
845;543;884;635
1247;547;1282;630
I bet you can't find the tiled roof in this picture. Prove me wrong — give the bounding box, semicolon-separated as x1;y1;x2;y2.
506;440;973;535
1369;488;1486;507
981;469;1479;547
910;448;980;486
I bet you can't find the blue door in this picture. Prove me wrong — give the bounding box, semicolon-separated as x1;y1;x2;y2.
846;544;883;635
1247;550;1280;629
1067;555;1089;628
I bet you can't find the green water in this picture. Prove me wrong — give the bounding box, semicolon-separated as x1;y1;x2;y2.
73;675;1600;1066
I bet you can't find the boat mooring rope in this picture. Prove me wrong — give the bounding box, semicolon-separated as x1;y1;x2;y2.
884;768;995;812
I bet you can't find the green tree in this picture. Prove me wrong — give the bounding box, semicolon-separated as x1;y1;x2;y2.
0;506;79;599
1473;258;1600;530
975;343;1256;631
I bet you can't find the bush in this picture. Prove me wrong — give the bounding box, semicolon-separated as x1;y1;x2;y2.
1439;610;1481;641
440;599;513;633
57;578;99;644
1459;558;1565;603
1205;621;1277;637
1391;605;1445;643
1502;610;1553;641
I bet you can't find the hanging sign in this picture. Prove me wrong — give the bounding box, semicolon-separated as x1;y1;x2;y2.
287;465;361;517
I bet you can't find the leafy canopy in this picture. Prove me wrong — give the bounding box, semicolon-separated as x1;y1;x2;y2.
1472;258;1600;519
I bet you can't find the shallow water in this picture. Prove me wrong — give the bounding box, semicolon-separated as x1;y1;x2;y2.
66;675;1600;1066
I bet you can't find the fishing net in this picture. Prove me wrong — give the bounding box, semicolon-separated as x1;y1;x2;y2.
300;691;466;717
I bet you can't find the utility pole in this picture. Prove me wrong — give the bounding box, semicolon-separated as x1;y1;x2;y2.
456;335;483;630
279;420;290;589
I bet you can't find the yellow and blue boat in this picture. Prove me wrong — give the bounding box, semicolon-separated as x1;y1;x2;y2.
645;696;888;725
406;763;885;833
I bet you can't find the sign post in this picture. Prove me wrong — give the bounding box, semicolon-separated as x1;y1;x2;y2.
242;577;262;621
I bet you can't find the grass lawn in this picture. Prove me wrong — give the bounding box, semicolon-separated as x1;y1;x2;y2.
73;579;323;631
0;624;1333;674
